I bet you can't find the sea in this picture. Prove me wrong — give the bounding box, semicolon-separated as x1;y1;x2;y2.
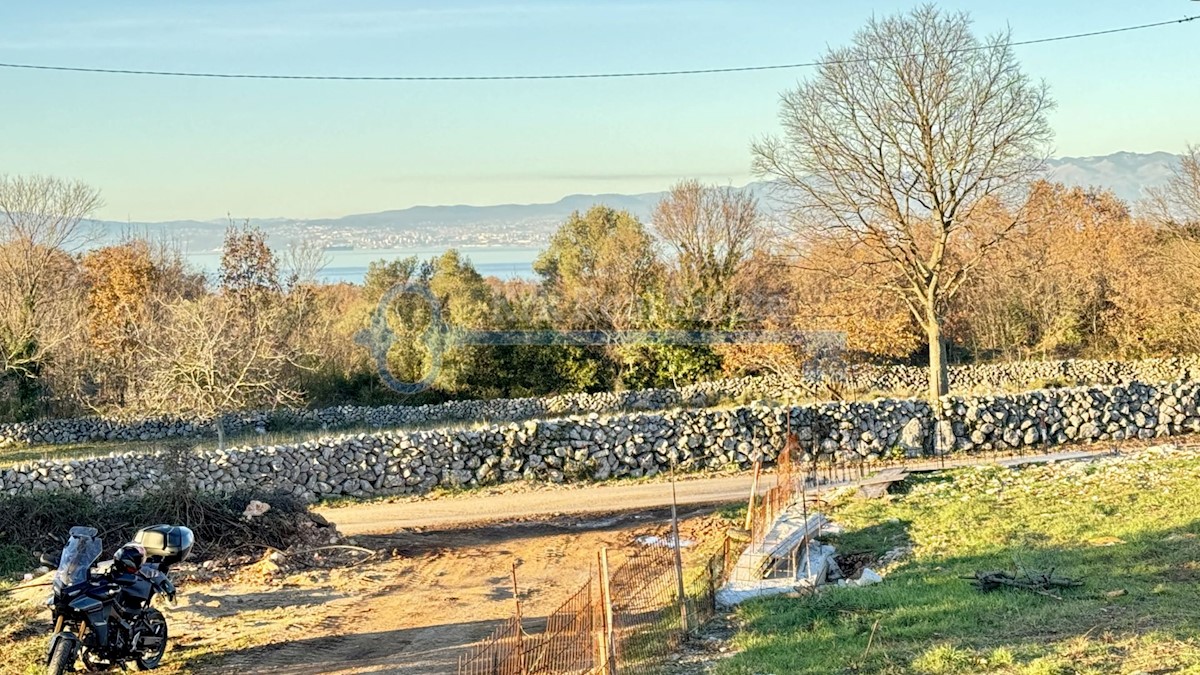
185;245;542;284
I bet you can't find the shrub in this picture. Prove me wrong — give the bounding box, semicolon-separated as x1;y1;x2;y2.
0;487;319;579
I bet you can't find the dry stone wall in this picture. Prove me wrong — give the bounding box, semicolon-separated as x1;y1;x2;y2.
2;356;1197;449
3;379;1198;502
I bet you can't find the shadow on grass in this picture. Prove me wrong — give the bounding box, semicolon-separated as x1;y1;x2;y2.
823;519;913;560
719;518;1200;674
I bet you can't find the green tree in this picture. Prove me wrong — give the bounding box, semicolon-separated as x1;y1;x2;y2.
535;205;661;331
360;256;435;396
427;250;499;396
363;256;421;305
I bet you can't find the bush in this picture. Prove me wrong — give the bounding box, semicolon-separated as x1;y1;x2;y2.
0;487;319;579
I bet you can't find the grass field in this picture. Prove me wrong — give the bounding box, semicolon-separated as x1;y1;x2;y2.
716;446;1200;674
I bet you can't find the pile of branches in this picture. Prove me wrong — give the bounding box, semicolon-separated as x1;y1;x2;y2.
964;568;1083;600
0;486;335;576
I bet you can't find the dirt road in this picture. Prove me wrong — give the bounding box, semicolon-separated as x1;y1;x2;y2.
316;473;777;535
316;447;1117;536
174;508;731;675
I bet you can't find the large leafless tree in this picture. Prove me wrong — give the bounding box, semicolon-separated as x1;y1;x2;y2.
652;180;764;326
0;175;102;381
1146;144;1200;266
752;5;1054;405
133;294;308;449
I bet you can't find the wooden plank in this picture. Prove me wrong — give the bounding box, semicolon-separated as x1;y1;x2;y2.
765;514;826;559
856;468;909;499
858;468;910;485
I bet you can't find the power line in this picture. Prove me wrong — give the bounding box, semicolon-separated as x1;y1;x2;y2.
0;15;1196;82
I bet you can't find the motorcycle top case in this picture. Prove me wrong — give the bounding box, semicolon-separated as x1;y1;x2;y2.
133;525;194;566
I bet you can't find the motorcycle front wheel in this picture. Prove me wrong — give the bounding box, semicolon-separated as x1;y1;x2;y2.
135;608;168;671
46;639;75;675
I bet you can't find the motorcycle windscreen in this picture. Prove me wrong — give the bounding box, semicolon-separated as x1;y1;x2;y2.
54;533;103;588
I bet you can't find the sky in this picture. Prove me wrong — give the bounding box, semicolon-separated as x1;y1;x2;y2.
1;1;1198;222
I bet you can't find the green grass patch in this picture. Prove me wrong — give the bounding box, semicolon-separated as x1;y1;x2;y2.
717;450;1200;674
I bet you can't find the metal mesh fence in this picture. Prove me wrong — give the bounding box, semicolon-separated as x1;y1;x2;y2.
457;539;730;674
458;616;527;675
458;579;597;675
524;579;597;674
682;541;729;635
606;545;683;674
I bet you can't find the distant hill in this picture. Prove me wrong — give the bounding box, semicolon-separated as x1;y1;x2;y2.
90;151;1179;252
1044;151;1180;204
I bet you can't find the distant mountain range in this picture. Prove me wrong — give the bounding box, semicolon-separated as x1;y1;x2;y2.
1044;151;1180;204
92;151;1180;253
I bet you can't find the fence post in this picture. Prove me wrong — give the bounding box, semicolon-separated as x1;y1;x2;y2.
670;463;689;638
744;455;762;533
512;562;527;675
598;548;617;675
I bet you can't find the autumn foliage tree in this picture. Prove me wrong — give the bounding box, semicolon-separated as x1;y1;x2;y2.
78;239;203;408
947;180;1200;360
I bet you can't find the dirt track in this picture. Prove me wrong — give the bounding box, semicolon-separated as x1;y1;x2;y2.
315;447;1117;536
172;508;729;674
316;473;776;535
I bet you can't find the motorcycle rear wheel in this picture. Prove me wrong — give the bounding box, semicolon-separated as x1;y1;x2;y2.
135;608;168;671
46;639;75;675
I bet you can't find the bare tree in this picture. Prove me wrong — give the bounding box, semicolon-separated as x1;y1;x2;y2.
752;5;1054;406
134;295;306;449
281;238;331;289
1146;144;1200;266
651;180;764;325
0;175;102;384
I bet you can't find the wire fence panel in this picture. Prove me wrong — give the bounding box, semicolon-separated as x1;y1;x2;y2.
523;579;597;674
458;616;527;675
458;579;599;675
682;544;727;631
606;545;684;675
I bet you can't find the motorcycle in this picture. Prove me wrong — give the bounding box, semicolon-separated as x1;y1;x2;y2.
43;524;194;674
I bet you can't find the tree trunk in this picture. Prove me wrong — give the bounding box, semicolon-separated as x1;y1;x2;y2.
215;418;226;451
926;301;949;409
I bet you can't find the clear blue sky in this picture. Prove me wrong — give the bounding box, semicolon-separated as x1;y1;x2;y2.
1;1;1197;221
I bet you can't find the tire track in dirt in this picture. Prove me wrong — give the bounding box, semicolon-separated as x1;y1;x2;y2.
215;549;468;674
192;511;717;674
